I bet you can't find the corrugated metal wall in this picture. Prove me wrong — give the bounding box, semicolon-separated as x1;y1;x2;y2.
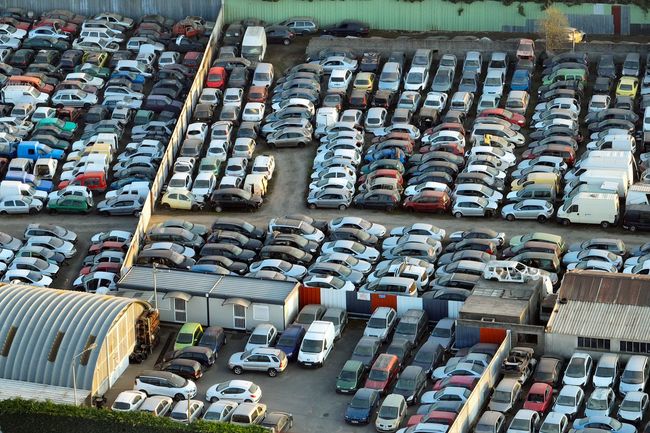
1;0;221;20
224;0;642;33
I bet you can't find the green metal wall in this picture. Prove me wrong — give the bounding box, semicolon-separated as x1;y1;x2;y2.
225;0;646;32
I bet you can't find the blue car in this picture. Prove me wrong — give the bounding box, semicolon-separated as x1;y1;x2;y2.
275;325;306;361
573;416;636;433
109;71;146;84
190;264;229;275
4;171;54;192
345;388;380;425
364;148;407;163
511;69;531;91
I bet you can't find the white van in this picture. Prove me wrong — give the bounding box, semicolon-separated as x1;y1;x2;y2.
252;63;274;87
563;170;629;198
586;135;635;152
556;192;620;227
243;174;268;197
241;26;267;62
1;85;49;105
0;180;47;201
569;151;634;184
297;321;335;367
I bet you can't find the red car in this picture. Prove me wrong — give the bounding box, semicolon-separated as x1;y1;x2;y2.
364;354;399;394
523;382;553;414
206;66;227;89
403;191;451;213
79;261;121;276
247;85;268;103
182;51;204;70
407;410;457;427
33;18;78;35
432;375;479;392
42;10;86;25
0;17;30;31
172;19;204;38
522;144;576;166
88;241;129;255
357;169;404;187
477;108;526;127
419;142;464;155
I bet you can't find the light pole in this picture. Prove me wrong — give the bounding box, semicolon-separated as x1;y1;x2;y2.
72;343;98;406
152;263;158;311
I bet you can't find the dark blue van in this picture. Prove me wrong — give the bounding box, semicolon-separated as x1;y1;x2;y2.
275;324;306;361
198;326;226;354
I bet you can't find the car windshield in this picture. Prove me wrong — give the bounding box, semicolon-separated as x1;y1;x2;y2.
396;322;416;335
194;180;210;188
528;393;545;403
620;84;633;91
510;418;530;431
540;423;559;433
557;395;575;406
350;395;370;409
595;367;614;378
369;369;389;381
382;72;399;82
396;378;415;389
434;75;447;84
566;359;585;377
112;402;131;410
177;332;194;344
249;334;267;344
203;410;222;420
620;399;640;411
297;313;315;324
432;327;450;338
408;72;423;83
339;369;357;381
587;396;608;410
301;338;323;353
622;369;644;383
493;390;511;402
368;318;386;329
379;405;399;418
476;423;493;433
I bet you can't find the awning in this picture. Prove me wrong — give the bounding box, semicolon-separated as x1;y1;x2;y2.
222;297;251;308
163;291;192;302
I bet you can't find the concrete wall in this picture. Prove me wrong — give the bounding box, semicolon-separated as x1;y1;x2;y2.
0;0;221;20
307;36;649;62
545;332;645;362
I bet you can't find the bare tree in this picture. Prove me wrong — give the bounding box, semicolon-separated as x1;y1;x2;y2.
540;6;569;53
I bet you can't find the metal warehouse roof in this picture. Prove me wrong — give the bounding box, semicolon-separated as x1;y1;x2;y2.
558;271;650;307
547;300;650;342
0;283;148;391
119;266;298;305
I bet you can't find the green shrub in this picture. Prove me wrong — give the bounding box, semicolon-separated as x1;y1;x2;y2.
0;399;267;433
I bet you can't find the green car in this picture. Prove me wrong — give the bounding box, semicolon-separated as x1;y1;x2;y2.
47;195;93;214
134;110;155;126
199;156;223;177
336;360;366;394
74;63;110;79
37;118;78;133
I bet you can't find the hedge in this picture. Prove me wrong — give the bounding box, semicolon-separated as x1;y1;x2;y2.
0;399;268;433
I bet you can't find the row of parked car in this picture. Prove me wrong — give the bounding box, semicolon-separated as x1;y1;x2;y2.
0;8;213;215
0;223;77;286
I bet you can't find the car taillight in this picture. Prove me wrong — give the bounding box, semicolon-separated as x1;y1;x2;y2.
250;394;257;399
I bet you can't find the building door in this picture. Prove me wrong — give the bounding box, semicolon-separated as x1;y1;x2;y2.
233;304;246;330
612;5;622;35
174;298;187;322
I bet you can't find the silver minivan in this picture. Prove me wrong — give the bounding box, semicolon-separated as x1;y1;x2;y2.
622;53;641;77
450;91;474;114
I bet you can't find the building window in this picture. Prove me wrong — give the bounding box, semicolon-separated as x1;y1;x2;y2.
253;305;269;321
174;298;187;322
620;341;650;354
577;336;610;350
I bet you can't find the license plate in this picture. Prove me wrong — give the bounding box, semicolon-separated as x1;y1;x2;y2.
303;362;312;366
350;421;359;424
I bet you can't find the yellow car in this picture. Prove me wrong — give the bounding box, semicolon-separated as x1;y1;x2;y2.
82;52;110;67
353;72;376;91
160;191;205;211
616;76;639;97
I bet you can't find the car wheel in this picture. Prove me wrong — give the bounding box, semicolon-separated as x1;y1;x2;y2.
506;214;515;221
191;205;199;211
308;203;316;209
338;204;347;210
214;206;223;213
133;210;141;217
233;366;243;375
161;203;170;210
48;209;57;215
561;219;570;226
629;225;637;232
83;103;90;109
601;221;610;229
537;215;547;223
283;39;291;45
28;208;37;215
174;393;185;401
210;396;219;403
99;210;110;216
297;142;305;148
454;212;462;218
267;368;278;377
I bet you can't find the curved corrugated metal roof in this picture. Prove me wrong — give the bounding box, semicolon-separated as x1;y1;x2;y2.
0;283;148;390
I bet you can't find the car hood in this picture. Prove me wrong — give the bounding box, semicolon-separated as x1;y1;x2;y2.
346;406;371;420
336;378;358;390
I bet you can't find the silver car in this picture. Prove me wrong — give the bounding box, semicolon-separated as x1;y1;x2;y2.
501;200;554;222
266;127;312;148
307;188;352;210
25;236;76;258
452;197;498;218
228;347;288;377
8;256;59;276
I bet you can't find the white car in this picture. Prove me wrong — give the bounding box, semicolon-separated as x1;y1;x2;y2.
552;385;585;419
328;68;353;92
25;236;75;258
0;196;43;214
422;91;448;112
313;56;358;73
143;242;196;259
72;37;120;53
314;253;372;274
466;146;516;167
112;390;147;412
0;35;21;49
203;401;238;422
93;12;134;29
166;172;192;194
563;353;594;387
507;409;541;433
65;72;105;88
170;400;204;423
248;259;307;279
232;137;256;159
51;89;99;108
588;95;611;113
452;196;498;218
328;216;386;237
1;269;52;287
8;257;59;277
561;249;623;269
309;177;355;194
29;26;70;40
617;391;649;424
303;274;355;291
223;88;244;108
364;107;388;134
377;123;421;140
251;155;275;180
538;413;568;433
0;24;26;40
382;234;442;253
242;103;265;122
224;157;248;177
186;122;209;143
432;362;485;380
404;66;430;91
585;387;616;417
389;223;446;241
245;324;278;352
320;240;380;263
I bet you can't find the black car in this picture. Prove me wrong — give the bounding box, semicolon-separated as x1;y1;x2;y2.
328;228;378;247
353;190;400;211
322;20;369;37
593;76;613;94
411;341;444;375
22;37;69;51
144;95;183;114
238;122;259;140
197;255;248;274
385;337;414;369
360;52;381;73
393;365;427;405
228;66;250;88
210;188;262;213
223;23;244;46
198;326;227;354
212;56;252;72
208;229;263;251
169;35;206;53
597;54;618;78
8;49;34;68
349;89;370;110
260;412;294;433
371;90;396;109
533;355;564;386
84;106;110;124
160;358;203;380
350;336;381;370
200;243;257;263
34;49;60;66
193;103;217;122
406;171;454;187
212;217;265;240
162;346;216;367
265;25;295;45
